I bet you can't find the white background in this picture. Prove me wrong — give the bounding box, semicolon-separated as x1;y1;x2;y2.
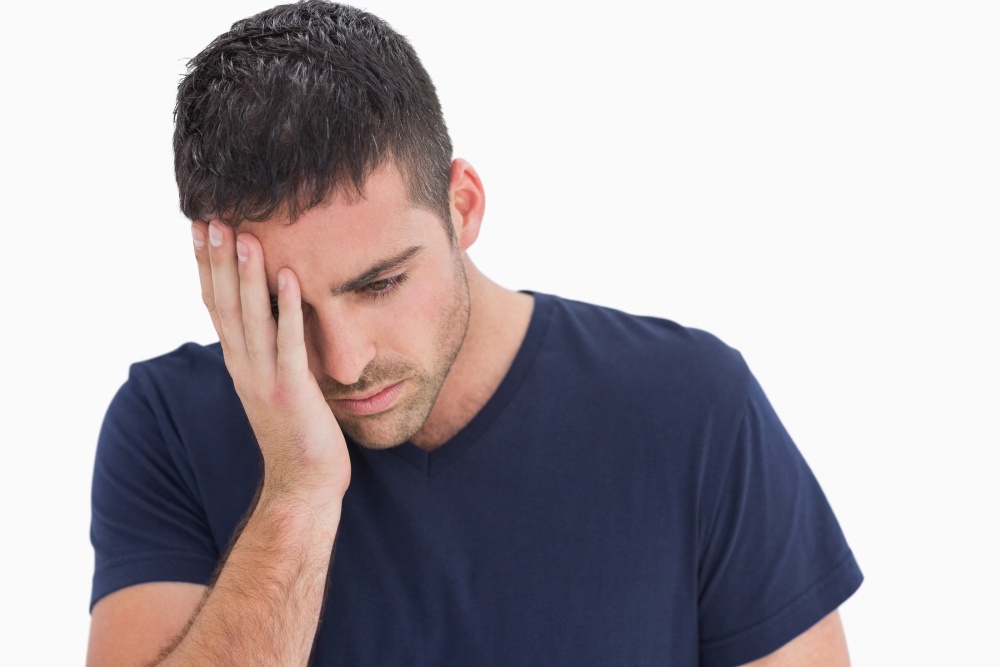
2;0;997;663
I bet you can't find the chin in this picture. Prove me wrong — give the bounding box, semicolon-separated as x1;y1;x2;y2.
339;404;430;450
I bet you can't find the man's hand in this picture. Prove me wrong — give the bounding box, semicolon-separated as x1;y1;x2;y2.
113;221;352;666
193;219;350;503
89;223;351;667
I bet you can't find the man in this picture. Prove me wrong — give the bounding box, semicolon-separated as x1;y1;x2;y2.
87;2;862;665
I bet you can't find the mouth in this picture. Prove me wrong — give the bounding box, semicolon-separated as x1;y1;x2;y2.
330;381;405;416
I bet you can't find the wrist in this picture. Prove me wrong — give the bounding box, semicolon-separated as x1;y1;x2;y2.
260;457;350;505
255;477;346;536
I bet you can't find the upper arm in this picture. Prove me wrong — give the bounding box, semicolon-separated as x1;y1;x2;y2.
740;610;851;667
90;368;222;662
86;582;207;667
696;369;862;665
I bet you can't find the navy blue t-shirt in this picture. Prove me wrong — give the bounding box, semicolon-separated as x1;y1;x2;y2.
91;292;861;666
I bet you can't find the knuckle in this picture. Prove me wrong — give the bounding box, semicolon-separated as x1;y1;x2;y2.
274;356;300;381
245;332;261;359
201;293;216;312
244;316;274;356
213;295;239;319
269;383;293;407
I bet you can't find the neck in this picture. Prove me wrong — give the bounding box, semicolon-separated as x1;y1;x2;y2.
409;257;534;450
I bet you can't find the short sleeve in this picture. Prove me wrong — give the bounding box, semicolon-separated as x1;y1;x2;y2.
89;365;220;611
696;373;862;667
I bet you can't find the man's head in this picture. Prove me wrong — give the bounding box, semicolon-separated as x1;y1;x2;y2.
176;1;485;448
174;0;453;228
239;160;480;449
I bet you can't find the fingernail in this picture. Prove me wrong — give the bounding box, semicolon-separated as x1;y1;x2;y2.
278;273;287;291
192;226;205;250
236;241;248;263
208;222;223;248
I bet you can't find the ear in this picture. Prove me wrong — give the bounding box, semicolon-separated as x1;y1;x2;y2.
448;158;485;252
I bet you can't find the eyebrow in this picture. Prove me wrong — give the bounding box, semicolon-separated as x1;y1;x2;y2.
331;245;425;296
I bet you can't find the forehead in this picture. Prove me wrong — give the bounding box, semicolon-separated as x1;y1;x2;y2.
240;165;442;286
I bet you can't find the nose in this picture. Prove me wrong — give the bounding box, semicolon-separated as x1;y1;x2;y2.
307;308;376;386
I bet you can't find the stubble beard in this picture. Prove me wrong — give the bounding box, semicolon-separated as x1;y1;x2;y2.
319;254;471;450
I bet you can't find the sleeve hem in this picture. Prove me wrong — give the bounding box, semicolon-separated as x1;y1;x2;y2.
90;552;219;612
700;551;863;667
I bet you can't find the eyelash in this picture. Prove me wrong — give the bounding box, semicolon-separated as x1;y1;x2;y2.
362;272;409;299
269;273;409;317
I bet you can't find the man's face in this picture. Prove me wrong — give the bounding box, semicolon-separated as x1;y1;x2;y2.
242;164;470;449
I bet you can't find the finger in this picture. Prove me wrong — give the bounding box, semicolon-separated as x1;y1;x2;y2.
192;221;223;339
207;220;249;368
236;233;278;376
275;268;311;386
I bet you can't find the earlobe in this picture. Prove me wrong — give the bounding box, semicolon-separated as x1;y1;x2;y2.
448;158;485;252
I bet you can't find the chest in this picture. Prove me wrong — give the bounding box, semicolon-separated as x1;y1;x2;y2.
309;440;702;666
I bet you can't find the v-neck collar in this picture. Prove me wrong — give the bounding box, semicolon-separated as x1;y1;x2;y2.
349;291;554;477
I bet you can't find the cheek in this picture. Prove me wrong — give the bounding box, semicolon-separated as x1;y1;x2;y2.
381;280;445;346
376;267;458;353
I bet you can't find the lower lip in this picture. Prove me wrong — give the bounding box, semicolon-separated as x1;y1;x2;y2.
334;381;405;416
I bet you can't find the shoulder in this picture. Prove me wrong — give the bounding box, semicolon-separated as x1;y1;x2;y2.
126;342;227;391
540;293;752;413
105;342;243;451
92;343;256;611
120;343;233;411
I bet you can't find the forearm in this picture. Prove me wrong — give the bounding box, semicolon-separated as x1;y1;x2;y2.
153;492;341;667
146;220;350;666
